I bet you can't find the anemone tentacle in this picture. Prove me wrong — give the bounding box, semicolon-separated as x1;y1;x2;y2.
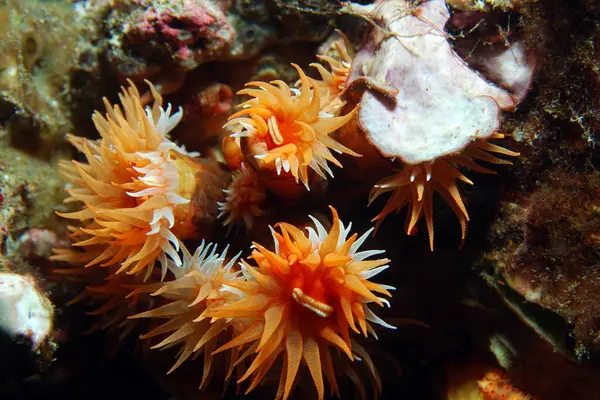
370;133;519;249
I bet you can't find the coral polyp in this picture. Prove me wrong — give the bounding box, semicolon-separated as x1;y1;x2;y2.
218;163;267;231
207;206;395;399
370;134;519;249
369;159;471;249
478;370;534;400
52;81;224;278
129;241;241;388
313;39;351;97
311;33;353;113
225;64;359;189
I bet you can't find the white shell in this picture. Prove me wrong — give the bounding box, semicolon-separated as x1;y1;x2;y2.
348;0;528;164
0;273;53;350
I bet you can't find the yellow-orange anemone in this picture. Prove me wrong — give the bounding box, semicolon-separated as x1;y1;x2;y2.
218;163;267;231
369;134;519;249
52;80;222;278
311;33;353;114
207;206;395;400
129;241;242;389
225;64;359;189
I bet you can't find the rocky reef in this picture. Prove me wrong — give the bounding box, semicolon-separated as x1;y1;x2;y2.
1;0;600;399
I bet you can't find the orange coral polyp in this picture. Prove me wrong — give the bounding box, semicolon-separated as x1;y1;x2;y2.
478;370;534;400
312;39;352;96
217;163;266;231
225;64;359;189
52;80;205;279
207;206;394;400
310;32;354;116
128;241;243;389
370;133;520;250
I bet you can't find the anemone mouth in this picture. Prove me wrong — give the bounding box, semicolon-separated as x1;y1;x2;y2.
224;63;359;189
369;133;519;250
292;287;334;318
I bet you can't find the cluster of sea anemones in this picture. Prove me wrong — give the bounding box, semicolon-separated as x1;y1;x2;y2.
217;22;522;249
49;4;532;396
51;50;395;397
126;207;393;398
51;80;226;343
50;78;394;395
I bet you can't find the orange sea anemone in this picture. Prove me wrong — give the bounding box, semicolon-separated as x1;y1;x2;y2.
52;80;224;279
369;134;519;250
218;163;267;232
225;64;359;190
128;241;242;389
207;206;395;400
311;32;353;114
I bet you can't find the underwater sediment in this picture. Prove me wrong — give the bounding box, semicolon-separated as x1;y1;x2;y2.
1;0;600;399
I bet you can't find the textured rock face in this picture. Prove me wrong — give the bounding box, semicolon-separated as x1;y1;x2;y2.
106;0;234;75
0;1;102;158
487;169;600;353
344;0;534;164
0;145;65;239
